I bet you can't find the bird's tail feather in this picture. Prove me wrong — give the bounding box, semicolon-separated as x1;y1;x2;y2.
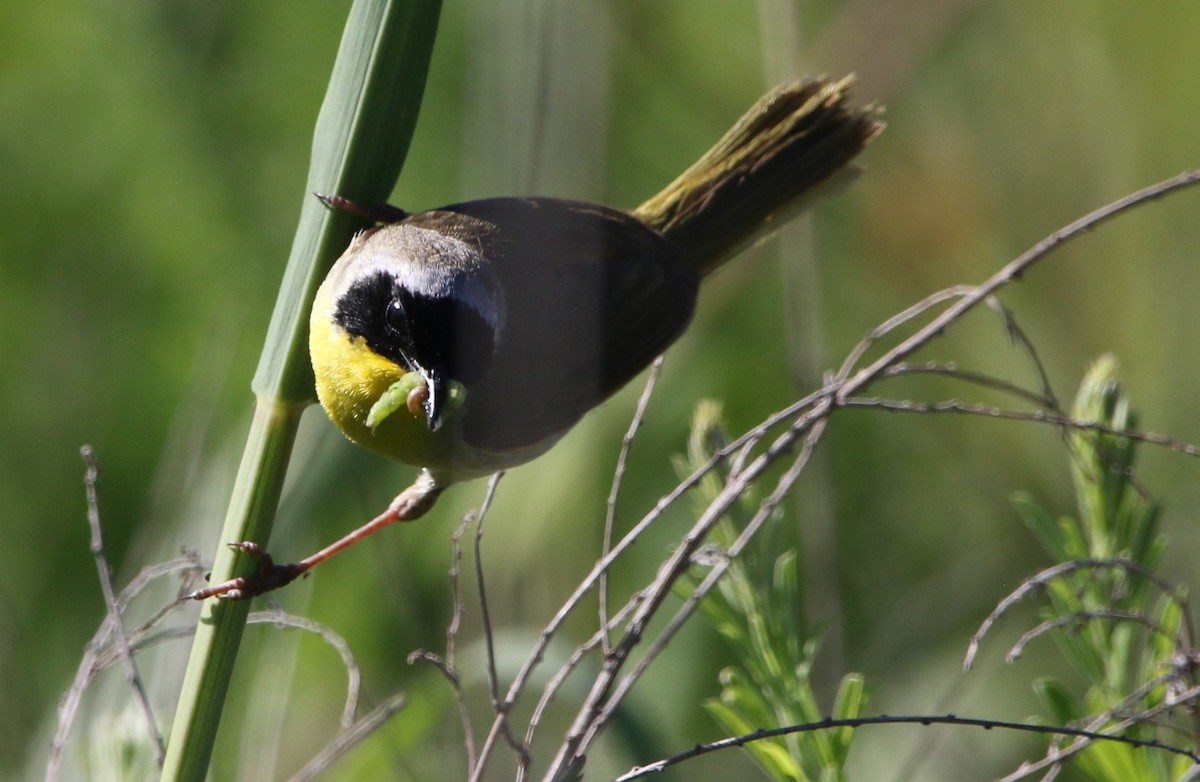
633;75;883;277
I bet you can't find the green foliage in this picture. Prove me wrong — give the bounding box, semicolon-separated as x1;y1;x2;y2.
678;401;864;782
1013;356;1194;781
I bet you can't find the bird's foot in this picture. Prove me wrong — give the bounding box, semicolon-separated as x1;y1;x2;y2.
183;541;305;601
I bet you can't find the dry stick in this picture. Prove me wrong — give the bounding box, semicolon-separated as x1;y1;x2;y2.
470;473;530;767
982;293;1166;503
48;549;365;781
92;609;364;728
48;620;114;779
79;446;166;764
445;513;470;669
474;473;507;703
112;612;363;721
409;508;479;771
880;361;1055;409
546;406;830;779
574;417;828;765
614;710;1200;781
601;357;664;655
488;370;960;774
964;558;1194;670
520;588;644;776
286;692;408;782
834;168;1200;400
842;397;1200;458
983;296;1061;412
45;557;252;779
469;400;794;780
836;285;980;380
1005;610;1179;665
48;555;202;780
996;681;1200;782
248;609;362;729
121;553;206;607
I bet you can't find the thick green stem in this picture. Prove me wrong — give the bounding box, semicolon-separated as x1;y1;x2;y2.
160;1;443;779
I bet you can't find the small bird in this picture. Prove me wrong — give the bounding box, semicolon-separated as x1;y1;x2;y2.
190;75;882;600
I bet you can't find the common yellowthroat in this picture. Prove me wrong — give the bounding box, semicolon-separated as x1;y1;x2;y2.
190;76;882;600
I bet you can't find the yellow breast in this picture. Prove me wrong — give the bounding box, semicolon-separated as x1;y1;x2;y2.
308;288;431;464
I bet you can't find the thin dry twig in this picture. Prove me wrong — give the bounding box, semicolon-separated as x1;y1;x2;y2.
1005;609;1182;664
48;546;366;782
80;447;165;762
474;473;506;701
844;397;1200;458
409;506;479;770
998;682;1200;782
879;360;1055;409
615;711;1200;781
836;284;979;380
964;558;1194;670
247;609;363;729
469;473;531;770
121;551;207;608
546;404;831;779
984;296;1061;413
521;587;644;771
601;357;664;655
834;168;1200;401
285;692;408;782
468;401;792;779
48;552;202;780
579;416;828;762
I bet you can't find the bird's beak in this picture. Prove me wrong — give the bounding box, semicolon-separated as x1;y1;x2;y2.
421;367;446;432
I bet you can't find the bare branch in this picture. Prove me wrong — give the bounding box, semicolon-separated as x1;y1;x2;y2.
880;361;1054;409
615;712;1200;781
983;296;1061;412
834;169;1200;403
409;505;480;770
844;397;1200;458
964;558;1193;670
468;473;531;775
474;471;506;707
246;609;362;729
1005;609;1181;664
837;285;979;380
80;447;165;763
577;417;828;759
545;402;831;778
602;357;664;654
523;590;643;764
285;692;408;782
998;682;1200;781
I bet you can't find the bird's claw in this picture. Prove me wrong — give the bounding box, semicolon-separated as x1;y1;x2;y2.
183;541;304;601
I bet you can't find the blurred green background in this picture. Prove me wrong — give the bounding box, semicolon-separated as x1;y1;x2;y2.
4;1;1200;779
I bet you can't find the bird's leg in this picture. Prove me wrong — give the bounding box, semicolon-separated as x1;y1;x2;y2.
185;471;443;601
314;193;409;223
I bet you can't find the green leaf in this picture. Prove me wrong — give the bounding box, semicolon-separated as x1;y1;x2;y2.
828;674;864;762
1033;677;1082;724
1013;492;1068;562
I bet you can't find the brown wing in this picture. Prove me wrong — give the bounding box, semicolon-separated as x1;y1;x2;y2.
427;197;698;451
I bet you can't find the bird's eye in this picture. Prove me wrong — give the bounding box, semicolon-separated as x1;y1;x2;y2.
385;298;407;334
